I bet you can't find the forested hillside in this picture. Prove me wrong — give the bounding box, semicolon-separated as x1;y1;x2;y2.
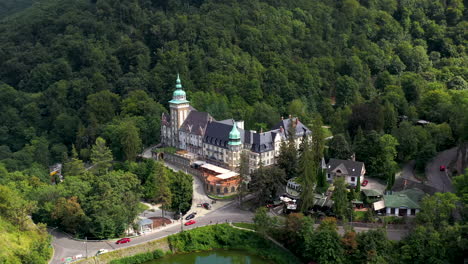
0;0;467;173
0;0;34;19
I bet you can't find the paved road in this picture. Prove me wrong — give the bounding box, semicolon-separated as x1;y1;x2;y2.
49;201;252;263
50;199;407;264
425;147;457;192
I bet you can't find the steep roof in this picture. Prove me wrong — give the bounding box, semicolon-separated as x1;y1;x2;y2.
272;118;311;138
179;111;212;136
250;131;275;153
204;121;245;149
326;158;365;177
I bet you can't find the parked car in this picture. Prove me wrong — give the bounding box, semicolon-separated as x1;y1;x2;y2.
440;165;446;171
185;212;197;220
361;180;369;187
173;213;181;220
116;238;131;244
96;249;108;255
202;203;212;209
184;220;196;226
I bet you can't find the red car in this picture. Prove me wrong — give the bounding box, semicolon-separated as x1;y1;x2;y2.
116;238;131;244
184;220;196;226
361;180;369;187
440;165;446;171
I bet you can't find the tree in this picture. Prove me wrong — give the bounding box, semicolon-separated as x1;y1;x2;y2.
378;134;399;181
382;101;397;134
299;136;316;212
51;196;87;234
453;169;468;206
277;139;298;180
250;166;286;206
253;207;275;236
85;170;141;239
238;151;249;206
119;120;142;161
302;220;345;264
62;145;85;176
0;185;37;230
336;75;359;107
416;192;459;230
332;178;349;220
356;229;393;263
328;134;353;160
169;171;193;214
90;137;113;175
144;162;172;217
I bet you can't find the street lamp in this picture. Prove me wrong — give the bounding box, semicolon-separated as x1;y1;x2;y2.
180;211;183;232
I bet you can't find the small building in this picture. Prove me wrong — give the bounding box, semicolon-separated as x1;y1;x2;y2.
382;188;425;216
200;163;240;195
325;158;365;186
137;218;153;233
286;177;302;198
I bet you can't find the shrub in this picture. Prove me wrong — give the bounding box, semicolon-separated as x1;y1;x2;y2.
168;224;301;264
109;249;165;264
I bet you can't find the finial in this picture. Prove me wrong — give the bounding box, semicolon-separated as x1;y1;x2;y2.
176;73;182;89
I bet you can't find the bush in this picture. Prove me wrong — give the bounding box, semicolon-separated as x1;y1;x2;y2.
109;249;165;264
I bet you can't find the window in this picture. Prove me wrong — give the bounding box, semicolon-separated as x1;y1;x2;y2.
351;177;355;182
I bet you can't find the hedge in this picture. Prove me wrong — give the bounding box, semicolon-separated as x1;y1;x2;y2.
109;249;165;264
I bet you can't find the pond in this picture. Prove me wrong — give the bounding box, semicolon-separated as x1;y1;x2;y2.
145;250;273;264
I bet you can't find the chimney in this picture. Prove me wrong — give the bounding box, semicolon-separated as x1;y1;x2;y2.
351;153;356;161
280;126;284;133
289;114;292;119
260;127;263;134
296;117;299;125
281;116;284;120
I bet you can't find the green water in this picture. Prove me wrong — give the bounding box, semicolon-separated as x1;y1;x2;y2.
147;250;272;264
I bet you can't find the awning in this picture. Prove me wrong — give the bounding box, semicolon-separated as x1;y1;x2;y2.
138;218;153;226
373;200;385;211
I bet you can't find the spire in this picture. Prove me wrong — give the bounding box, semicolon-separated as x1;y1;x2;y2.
170;73;187;104
228;122;241;146
175;73;182;89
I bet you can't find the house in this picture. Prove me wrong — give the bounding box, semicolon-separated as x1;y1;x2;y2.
324;158;365;186
379;188;425;216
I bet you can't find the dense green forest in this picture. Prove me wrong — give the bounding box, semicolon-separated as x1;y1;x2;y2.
0;0;467;172
0;0;467;261
0;0;34;18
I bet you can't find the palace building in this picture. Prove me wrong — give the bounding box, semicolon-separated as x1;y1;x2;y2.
161;75;312;173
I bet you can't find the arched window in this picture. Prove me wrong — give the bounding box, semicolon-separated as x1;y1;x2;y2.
336;169;342;173
231;187;235;192
217;188;220;194
224;187;228;193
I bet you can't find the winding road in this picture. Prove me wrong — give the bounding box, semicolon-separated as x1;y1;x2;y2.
425;147;457;192
49;154;412;264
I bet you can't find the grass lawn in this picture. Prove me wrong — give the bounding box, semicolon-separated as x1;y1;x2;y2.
322;126;333;138
232;222;255;230
138;202;151;212
353;211;366;222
